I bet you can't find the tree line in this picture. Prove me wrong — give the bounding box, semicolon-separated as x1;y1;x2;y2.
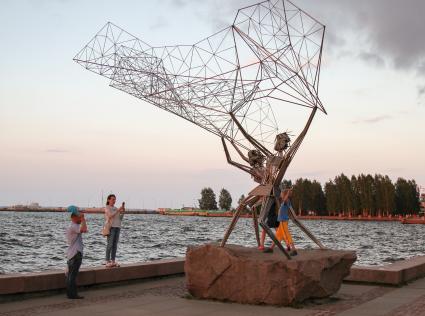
197;174;421;215
198;188;232;211
289;174;420;216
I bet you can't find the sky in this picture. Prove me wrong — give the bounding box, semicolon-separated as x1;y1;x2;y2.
0;0;424;209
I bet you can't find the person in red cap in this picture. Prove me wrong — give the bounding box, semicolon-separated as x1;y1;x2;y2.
65;205;87;299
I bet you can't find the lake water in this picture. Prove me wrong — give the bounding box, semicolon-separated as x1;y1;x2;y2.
0;211;424;274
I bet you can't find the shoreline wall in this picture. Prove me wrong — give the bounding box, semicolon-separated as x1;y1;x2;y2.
2;255;425;298
0;258;184;298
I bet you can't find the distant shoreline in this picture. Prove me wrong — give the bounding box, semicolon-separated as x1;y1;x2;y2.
158;209;425;224
2;208;425;224
0;208;158;215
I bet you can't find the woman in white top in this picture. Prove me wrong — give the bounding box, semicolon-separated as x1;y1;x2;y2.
104;194;125;267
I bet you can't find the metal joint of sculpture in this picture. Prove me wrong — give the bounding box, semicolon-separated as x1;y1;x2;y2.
74;0;327;259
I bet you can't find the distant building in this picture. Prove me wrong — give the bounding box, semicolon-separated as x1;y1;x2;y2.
11;204;25;209
10;203;41;210
182;206;199;211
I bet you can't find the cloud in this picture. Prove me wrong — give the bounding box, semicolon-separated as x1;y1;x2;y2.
162;0;425;105
305;0;425;73
168;0;191;7
418;62;425;76
419;86;425;96
45;149;69;153
150;16;168;30
418;85;425;105
358;51;385;68
165;0;425;75
352;115;393;124
165;0;245;30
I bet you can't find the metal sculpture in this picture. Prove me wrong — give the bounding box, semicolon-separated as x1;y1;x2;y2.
74;0;327;259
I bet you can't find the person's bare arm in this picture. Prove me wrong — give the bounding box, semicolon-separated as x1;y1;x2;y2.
80;215;88;233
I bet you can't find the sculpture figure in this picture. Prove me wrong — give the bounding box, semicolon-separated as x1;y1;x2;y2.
74;0;327;259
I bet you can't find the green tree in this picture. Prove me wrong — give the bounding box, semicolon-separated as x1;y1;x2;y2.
351;175;361;216
260;173;419;217
218;188;232;210
396;178;409;215
373;174;396;216
324;180;339;216
334;173;354;216
310;180;326;215
395;178;420;215
291;178;325;215
374;174;384;216
382;175;396;216
291;178;309;215
409;180;420;214
357;174;375;216
281;179;293;190
198;187;218;210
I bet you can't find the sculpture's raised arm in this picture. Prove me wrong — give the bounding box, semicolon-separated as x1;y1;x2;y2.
229;112;272;157
229;140;250;163
275;106;318;185
221;137;252;174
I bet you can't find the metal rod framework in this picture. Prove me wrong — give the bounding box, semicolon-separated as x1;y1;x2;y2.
74;0;327;257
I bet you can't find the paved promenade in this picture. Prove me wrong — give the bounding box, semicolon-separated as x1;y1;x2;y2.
1;276;425;316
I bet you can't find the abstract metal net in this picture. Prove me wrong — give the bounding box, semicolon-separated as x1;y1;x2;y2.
74;0;325;151
74;0;327;258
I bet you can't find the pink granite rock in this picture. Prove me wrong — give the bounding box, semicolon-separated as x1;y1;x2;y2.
185;244;356;305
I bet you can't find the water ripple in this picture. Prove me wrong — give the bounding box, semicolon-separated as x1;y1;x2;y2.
0;212;424;273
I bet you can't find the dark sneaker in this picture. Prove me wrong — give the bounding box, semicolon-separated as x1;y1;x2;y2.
68;295;84;299
262;247;273;253
290;250;298;256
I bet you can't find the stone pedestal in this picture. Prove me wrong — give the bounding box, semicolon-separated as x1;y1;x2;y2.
185;244;356;306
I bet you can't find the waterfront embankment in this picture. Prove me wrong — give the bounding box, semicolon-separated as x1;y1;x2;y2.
2;255;425;316
3;275;425;316
2;255;425;297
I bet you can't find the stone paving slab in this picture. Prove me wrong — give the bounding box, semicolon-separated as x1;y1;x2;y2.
336;286;425;316
405;277;425;289
1;276;425;316
385;293;425;316
0;277;177;313
345;255;425;285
